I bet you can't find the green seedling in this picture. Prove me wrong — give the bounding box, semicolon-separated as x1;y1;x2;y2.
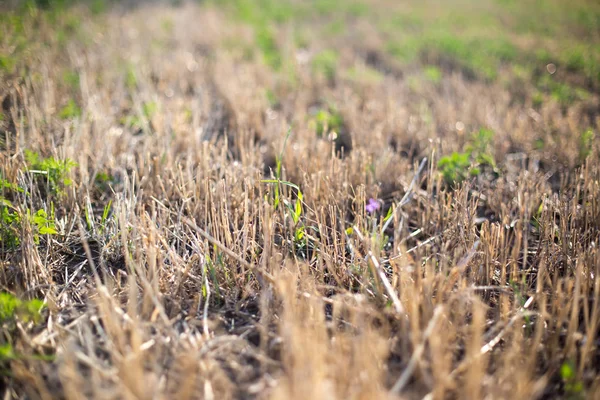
89;0;106;14
438;151;473;185
25;150;77;196
0;55;16;74
58;98;81;120
265;89;279;108
262;128;292;209
142;101;157;119
204;251;223;302
261;129;308;255
537;75;588;107
467;128;496;168
312;50;338;82
423;65;442;83
439;128;498;186
101;200;112;227
311;108;344;138
0;178;23;194
30;208;57;236
560;360;585;399
532;92;544;108
0;292;45;325
256;26;281;70
0;292;47;371
344;65;383;85
0;201;21;248
94;171;114;193
386;39;420;63
62;70;80;91
125;64;138;89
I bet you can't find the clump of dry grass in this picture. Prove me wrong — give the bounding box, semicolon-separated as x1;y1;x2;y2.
1;1;599;399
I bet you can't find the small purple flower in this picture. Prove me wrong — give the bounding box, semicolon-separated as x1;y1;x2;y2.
366;198;381;214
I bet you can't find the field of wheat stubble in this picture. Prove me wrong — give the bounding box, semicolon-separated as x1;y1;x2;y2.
1;0;600;398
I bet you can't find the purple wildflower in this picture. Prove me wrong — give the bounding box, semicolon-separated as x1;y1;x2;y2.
366;198;381;214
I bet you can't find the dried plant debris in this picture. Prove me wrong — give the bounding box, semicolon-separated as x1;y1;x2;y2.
1;0;600;399
201;81;240;156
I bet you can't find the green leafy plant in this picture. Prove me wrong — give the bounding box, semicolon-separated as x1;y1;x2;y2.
261;129;310;255
29;208;57;244
0;201;21;248
429;35;517;80
25;150;77;195
98;200;112;234
0;292;45;325
58;98;81;119
438;151;473;185
532;91;544;108
386;38;420;63
566;51;585;72
94;171;114;193
125;63;138;89
0;178;23;194
423;65;442;83
438;128;497;186
142;101;157;119
256;26;281;70
0;293;19;323
161;17;174;33
0;55;17;74
62;70;80;91
560;360;585;399
265;89;279;108
537;75;588;107
312;49;338;82
311;108;344;138
1;205;58;248
343;65;383;85
204;248;224;302
262;128;294;209
0;178;24;248
0;292;46;369
0;343;16;364
89;0;106;15
466;128;497;169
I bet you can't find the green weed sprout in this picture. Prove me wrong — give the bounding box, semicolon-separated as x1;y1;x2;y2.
261;128;308;253
312;108;343;138
58;98;81;120
438;128;497;186
25;150;77;196
312;50;338;82
0;292;46;366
